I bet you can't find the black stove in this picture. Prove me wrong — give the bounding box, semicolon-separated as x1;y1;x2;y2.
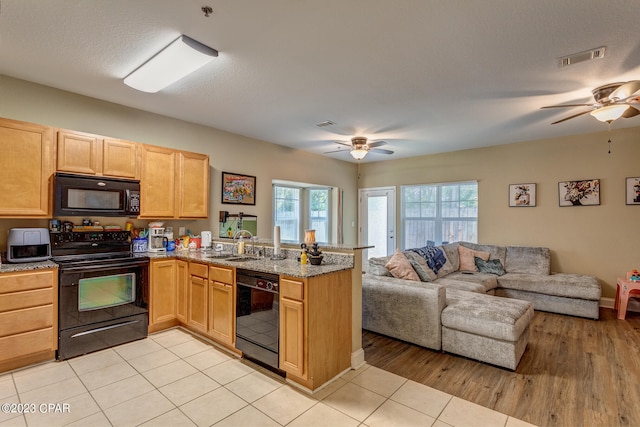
53;230;150;360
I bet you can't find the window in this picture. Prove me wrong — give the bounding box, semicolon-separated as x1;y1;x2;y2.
273;185;332;243
274;186;301;242
401;181;477;248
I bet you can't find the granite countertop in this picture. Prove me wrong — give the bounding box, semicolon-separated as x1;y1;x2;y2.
0;259;58;273
143;249;354;278
212;237;373;252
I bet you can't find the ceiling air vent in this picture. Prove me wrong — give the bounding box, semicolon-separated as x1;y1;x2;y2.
558;46;606;67
316;120;336;128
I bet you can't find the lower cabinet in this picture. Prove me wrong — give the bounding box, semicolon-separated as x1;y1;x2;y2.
279;270;352;390
207;265;235;345
149;259;177;329
0;268;58;373
188;262;208;333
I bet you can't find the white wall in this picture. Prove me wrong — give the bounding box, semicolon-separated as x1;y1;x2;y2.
0;75;359;246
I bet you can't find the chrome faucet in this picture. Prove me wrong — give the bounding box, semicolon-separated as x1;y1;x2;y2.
233;230;255;255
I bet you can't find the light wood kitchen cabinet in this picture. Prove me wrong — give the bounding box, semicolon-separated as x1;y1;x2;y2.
0;268;58;373
188;262;208;333
207;265;235;345
149;259;177;330
0;117;54;218
176;260;189;323
140;144;209;219
279;270;352;390
56;129;138;178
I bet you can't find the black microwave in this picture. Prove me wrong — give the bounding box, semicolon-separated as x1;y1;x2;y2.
54;173;140;217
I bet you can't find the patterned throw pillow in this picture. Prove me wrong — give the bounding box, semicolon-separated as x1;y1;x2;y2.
407;245;447;274
474;257;506;276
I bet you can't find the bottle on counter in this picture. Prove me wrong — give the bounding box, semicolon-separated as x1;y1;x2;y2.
300;250;308;264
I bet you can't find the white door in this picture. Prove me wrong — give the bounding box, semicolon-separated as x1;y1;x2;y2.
359;187;395;259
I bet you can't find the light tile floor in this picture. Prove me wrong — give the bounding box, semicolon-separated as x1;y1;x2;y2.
0;328;536;427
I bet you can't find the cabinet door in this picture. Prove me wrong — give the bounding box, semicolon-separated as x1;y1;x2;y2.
188;276;207;332
176;260;189;323
103;138;138;178
208;281;234;345
0;118;53;217
177;151;209;218
149;259;176;325
280;296;305;378
56;129;102;175
140;144;176;218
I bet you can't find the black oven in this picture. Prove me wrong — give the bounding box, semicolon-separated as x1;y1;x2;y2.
52;231;149;360
235;269;283;375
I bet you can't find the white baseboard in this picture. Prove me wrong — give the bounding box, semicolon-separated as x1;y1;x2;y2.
351;348;366;370
600;297;640;312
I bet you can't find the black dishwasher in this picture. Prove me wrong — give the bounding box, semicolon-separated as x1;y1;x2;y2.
235;269;284;375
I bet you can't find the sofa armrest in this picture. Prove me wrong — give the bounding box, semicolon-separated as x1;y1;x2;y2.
362;273;445;350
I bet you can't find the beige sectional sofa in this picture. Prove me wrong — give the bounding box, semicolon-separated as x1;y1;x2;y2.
362;241;601;369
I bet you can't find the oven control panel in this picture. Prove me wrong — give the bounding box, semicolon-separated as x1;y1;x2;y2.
51;231;131;245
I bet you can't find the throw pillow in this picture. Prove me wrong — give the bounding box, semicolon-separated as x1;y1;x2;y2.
385;249;420;281
474;256;506;276
458;245;490;272
404;251;437;281
407;245;447;274
367;256;393;276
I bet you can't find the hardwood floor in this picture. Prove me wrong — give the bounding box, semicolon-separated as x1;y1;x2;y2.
363;307;640;427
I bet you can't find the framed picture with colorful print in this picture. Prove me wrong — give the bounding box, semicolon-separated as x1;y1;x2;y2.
509;183;536;207
558;179;600;206
221;172;256;205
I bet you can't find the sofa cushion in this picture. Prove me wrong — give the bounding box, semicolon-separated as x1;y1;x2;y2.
458;245;490;272
404;251;437;281
442;271;499;292
385;249;420;281
475;257;506;276
440;243;460;273
459;242;507;267
498;273;601;300
367;256;393;276
443;289;534;342
505;246;550;275
433;278;486;293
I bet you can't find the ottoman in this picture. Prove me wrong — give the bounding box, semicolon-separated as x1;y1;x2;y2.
441;290;534;370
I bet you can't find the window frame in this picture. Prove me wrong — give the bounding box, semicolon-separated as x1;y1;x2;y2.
273;184;332;244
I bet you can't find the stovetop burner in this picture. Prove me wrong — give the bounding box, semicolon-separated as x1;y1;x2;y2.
50;230;141;266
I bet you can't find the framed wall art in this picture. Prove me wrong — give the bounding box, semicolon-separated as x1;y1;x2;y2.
509;183;536;207
558;179;600;206
626;177;640;205
221;172;256;205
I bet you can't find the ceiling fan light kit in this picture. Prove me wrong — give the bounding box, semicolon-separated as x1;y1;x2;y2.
324;136;394;160
350;148;369;160
124;35;218;93
590;104;629;123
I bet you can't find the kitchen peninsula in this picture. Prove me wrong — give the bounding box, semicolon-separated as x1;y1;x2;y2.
146;244;359;392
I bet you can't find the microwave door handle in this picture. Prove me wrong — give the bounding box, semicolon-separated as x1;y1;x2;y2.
124;189;131;213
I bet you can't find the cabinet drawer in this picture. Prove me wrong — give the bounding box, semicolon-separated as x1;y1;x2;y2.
0;328;54;361
281;278;305;301
210;266;233;284
0;270;55;294
0;288;53;313
189;262;209;278
0;305;53;337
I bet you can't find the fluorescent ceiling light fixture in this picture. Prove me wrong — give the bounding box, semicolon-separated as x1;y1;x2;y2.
124;35;218;93
350;148;368;160
589;104;629;123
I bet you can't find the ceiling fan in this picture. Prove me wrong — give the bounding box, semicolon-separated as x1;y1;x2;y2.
541;80;640;124
324;137;394;160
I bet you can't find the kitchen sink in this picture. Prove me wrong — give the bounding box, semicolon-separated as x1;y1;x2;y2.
224;256;258;262
205;253;233;259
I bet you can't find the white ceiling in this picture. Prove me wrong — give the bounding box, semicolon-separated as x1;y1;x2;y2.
2;0;640;162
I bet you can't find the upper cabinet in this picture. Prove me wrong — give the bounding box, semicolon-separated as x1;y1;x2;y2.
56;130;138;179
0;117;54;218
140;144;209;219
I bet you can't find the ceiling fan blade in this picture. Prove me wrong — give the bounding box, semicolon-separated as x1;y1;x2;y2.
623;106;640;118
333;141;352;148
370;148;394;155
550;109;593;124
609;80;640;100
541;103;594;109
366;140;387;148
324;149;349;154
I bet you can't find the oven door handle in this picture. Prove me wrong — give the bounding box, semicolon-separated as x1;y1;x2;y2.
58;259;149;272
70;319;142;338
